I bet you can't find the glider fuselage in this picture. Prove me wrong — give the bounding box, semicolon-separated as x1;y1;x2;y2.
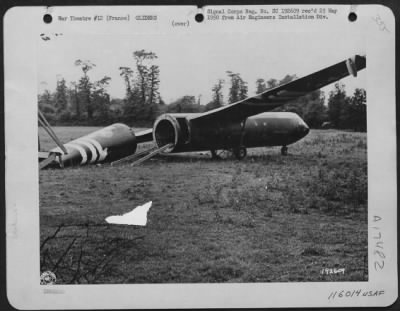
155;111;310;153
40;54;365;167
48;112;309;167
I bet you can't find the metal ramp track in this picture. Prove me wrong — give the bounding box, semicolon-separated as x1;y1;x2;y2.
130;143;173;167
110;143;173;166
111;146;157;166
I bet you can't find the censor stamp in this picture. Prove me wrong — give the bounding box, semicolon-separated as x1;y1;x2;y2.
40;271;57;285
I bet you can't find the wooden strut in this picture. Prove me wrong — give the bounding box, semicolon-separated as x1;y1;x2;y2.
38;110;68;155
38;109;68;170
39;153;57;170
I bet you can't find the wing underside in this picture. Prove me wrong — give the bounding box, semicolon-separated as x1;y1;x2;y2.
191;54;366;124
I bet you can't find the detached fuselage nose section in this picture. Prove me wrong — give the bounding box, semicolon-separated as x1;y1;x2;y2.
50;123;137;167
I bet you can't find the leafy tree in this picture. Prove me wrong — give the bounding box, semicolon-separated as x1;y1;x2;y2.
148;64;160;106
54;78;68;113
75;59;95;119
118;66;138;121
205;79;224;111
119;50;161;123
327;82;349;128
38;89;56;123
133;50;159;106
109;98;124;114
302;90;327;128
146;64;161;121
256;78;267;94
266;74;327;128
158;97;167;106
69;82;81;119
75;59;112;122
266;78;278;89
119;66;134;98
226;71;248;104
348;88;367;131
273;74;301;114
134;50;151;103
279;74;297;86
92;76;111;120
239;80;248;100
38;89;55;114
167;96;204;113
327;86;366;131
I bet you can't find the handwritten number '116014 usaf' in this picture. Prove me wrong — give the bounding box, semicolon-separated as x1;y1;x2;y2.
328;289;385;300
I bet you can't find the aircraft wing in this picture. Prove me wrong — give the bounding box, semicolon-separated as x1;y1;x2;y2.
191;54;366;124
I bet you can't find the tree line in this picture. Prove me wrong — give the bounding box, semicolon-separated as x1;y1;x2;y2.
38;51;366;131
38;49;165;126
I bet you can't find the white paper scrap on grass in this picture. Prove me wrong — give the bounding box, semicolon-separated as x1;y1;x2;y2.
105;201;152;226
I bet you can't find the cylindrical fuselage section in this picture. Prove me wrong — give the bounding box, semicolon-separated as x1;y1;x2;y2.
153;113;197;152
153;114;181;152
51;123;137;166
152;112;309;153
243;112;310;147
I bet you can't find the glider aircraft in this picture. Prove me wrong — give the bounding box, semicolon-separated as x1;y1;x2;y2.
39;54;366;169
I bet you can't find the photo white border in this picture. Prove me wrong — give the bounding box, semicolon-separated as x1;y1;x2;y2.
4;5;397;309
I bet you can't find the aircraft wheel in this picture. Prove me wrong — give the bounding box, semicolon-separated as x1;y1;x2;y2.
281;146;288;156
233;147;247;160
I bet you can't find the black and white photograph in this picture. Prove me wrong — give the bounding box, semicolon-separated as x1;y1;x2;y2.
4;4;397;309
37;31;368;284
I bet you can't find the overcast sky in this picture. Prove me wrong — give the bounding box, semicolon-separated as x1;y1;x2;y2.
38;31;366;104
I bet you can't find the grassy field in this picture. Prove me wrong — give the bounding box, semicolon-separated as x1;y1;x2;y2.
39;127;368;284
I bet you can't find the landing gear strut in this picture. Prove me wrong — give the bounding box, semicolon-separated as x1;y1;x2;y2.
281;145;288;156
210;149;221;160
233;147;247;160
210;147;247;160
